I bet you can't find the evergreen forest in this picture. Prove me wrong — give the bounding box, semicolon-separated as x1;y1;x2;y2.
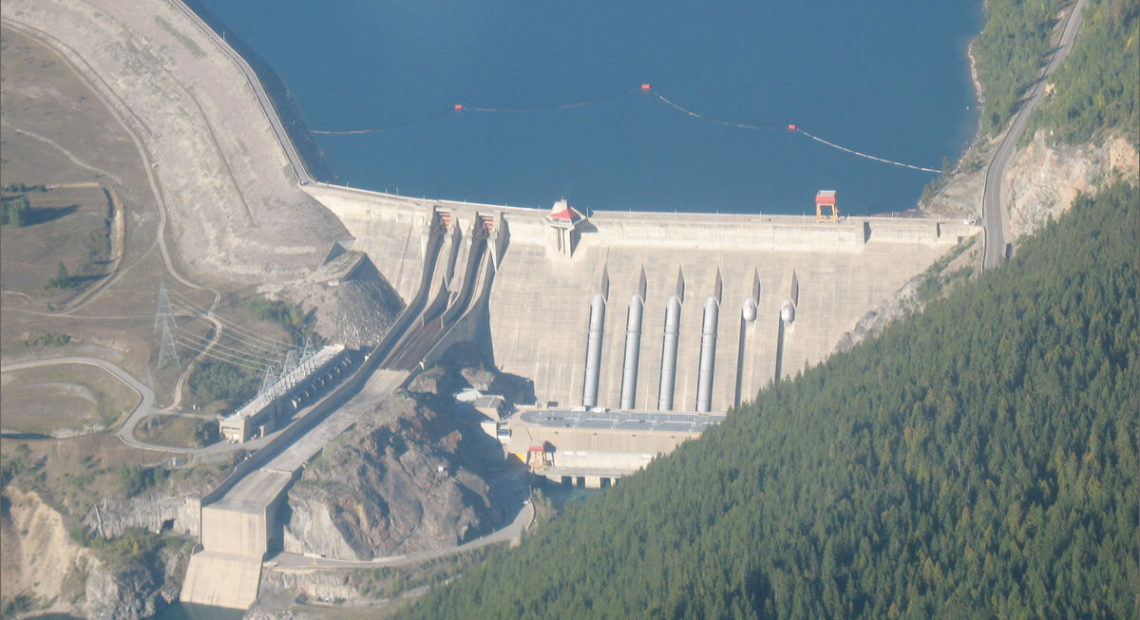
408;183;1139;617
974;0;1139;141
973;0;1066;134
1032;0;1140;144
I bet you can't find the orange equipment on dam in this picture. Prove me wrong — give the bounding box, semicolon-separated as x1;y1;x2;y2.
816;190;839;223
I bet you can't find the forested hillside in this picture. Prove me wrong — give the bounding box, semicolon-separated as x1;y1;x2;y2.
1031;0;1140;144
973;0;1065;134
974;0;1139;142
408;183;1138;618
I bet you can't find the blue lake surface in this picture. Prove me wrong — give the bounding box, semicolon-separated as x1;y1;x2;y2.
190;0;981;215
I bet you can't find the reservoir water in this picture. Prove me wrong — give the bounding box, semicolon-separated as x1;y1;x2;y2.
189;0;982;215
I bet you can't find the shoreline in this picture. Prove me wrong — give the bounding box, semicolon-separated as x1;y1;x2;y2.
176;0;336;184
955;40;990;169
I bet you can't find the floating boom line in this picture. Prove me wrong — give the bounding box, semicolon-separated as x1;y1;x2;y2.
461;87;642;113
652;92;781;131
311;84;940;173
654;91;939;172
311;109;453;135
311;88;641;135
792;128;939;173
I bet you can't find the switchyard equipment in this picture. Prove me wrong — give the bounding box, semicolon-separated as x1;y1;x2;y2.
219;344;348;442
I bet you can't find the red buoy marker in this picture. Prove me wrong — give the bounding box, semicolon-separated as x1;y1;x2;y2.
641;83;652;92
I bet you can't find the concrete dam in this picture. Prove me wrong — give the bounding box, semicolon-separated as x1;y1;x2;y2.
305;185;978;415
179;191;975;607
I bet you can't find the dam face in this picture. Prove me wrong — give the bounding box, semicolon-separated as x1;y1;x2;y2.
307;185;977;413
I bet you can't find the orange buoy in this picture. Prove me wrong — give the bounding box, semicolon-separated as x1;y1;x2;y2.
641;83;651;91
787;124;797;131
454;104;464;111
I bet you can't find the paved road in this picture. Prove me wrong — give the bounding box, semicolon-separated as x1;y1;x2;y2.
0;356;253;456
1;356;163;449
981;0;1089;270
266;499;535;571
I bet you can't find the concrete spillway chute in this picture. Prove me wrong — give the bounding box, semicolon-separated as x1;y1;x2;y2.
696;296;719;412
658;295;682;410
488;211;508;270
620;294;644;410
582;294;606;407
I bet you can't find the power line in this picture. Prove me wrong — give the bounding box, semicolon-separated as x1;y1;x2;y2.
173;335;270;372
168;290;293;349
168;290;294;352
173;329;283;369
171;313;286;361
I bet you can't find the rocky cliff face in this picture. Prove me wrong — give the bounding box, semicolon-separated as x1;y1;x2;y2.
1006;131;1138;239
256;251;404;349
81;549;186;620
283;362;513;560
1;487;189;619
82;494;200;540
1;488;89;615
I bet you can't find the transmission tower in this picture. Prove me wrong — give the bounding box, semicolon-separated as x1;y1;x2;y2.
300;337;313;367
277;349;298;392
258;364;277;398
154;279;181;369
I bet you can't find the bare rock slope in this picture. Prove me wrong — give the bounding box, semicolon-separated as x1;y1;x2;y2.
262;252;405;350
1006;131;1138;239
1;487;187;619
283;364;513;560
